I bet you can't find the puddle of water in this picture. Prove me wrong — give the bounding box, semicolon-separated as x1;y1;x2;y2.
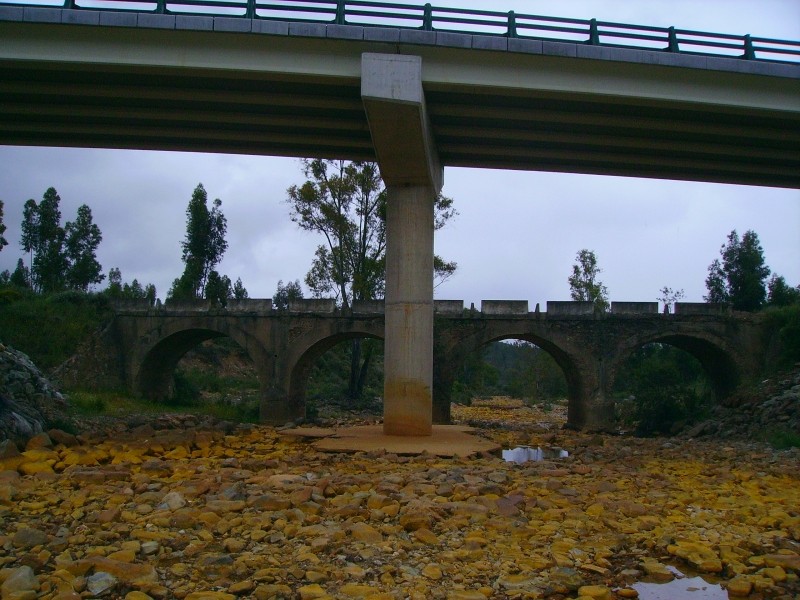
502;446;569;463
632;574;728;600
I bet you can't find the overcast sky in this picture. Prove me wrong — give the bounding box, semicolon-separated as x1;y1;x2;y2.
1;0;798;309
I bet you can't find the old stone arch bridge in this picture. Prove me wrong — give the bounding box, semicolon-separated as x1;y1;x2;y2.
103;298;768;431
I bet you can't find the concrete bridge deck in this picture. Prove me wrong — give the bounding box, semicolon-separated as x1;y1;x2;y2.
97;299;766;432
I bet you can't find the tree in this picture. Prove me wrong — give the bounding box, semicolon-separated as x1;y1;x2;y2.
568;249;609;311
65;204;104;291
704;229;770;311
105;267;157;305
0;200;8;252
274;279;303;310
170;183;228;300
206;270;232;307
23;188;69;294
286;159;458;400
767;274;800;307
10;258;30;289
658;286;685;314
232;277;249;300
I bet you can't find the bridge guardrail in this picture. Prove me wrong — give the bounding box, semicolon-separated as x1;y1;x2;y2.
2;0;797;63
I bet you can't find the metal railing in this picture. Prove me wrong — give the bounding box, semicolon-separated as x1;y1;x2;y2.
4;0;799;63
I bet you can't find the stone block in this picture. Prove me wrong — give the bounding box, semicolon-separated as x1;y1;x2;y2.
137;13;175;29
611;302;658;314
23;7;61;23
99;11;137;27
434;300;464;314
227;299;272;312
674;302;730;315
252;19;289;35
473;35;508;52
0;6;23;21
546;301;594;315
363;26;399;43
62;9;100;25
352;300;384;314
327;24;363;40
176;15;214;31
289;299;336;313
214;16;251;32
289;21;326;38
481;300;529;315
163;300;211;312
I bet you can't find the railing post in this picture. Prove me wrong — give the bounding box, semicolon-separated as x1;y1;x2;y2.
64;0;76;9
156;0;165;14
335;0;346;25
588;18;599;45
743;34;756;59
507;11;517;38
245;0;254;19
667;26;679;52
422;3;432;31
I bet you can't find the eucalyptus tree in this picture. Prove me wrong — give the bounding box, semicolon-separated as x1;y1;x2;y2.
568;249;609;312
65;204;104;291
704;229;770;311
169;183;228;300
286;158;457;400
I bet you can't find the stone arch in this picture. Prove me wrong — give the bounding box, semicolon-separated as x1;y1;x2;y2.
287;330;385;418
609;331;744;404
135;321;268;401
436;322;590;428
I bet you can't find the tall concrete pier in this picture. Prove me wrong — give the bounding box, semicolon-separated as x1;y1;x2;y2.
362;54;442;435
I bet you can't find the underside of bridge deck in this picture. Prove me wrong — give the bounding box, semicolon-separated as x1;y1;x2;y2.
1;19;798;187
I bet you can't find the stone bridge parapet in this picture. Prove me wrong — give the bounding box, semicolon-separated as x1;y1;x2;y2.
105;299;768;430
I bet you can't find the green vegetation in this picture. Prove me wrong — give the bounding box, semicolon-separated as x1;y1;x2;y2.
0;289;111;369
613;343;713;436
762;304;800;369
306;338;384;410
764;427;800;450
451;341;567;410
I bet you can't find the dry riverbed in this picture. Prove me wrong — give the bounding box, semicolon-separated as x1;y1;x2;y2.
1;398;798;600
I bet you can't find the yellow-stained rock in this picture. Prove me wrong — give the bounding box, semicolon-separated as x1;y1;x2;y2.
577;585;612;600
297;584;328;599
725;576;754;597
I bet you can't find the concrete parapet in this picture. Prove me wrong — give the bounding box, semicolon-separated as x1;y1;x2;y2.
611;302;658;314
481;300;529;315
352;300;384;314
547;301;594;315
289;298;336;313
434;300;464;314
675;302;731;315
227;298;272;312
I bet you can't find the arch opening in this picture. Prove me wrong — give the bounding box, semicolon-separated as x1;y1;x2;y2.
290;333;384;422
448;336;575;429
137;328;261;421
611;338;735;436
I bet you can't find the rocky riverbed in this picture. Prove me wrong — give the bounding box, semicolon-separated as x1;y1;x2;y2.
1;399;798;600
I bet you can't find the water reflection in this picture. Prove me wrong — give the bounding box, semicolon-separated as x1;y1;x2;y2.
632;574;728;600
502;446;569;463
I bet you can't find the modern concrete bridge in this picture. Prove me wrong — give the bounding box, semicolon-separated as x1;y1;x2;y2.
2;1;798;435
98;299;767;432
